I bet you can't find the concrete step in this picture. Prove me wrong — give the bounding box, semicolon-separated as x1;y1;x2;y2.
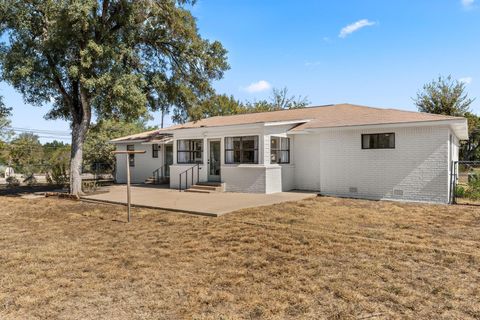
145;177;170;185
189;185;219;191
184;183;224;193
184;188;211;194
197;182;223;187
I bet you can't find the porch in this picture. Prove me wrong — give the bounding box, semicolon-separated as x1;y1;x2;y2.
81;184;316;216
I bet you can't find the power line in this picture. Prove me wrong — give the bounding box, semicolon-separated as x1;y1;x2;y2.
3;126;71;135
0;127;72;141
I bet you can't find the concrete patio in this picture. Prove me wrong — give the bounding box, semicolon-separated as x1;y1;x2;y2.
81;184;317;216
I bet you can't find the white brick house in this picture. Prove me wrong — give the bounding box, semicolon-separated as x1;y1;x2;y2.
111;104;468;204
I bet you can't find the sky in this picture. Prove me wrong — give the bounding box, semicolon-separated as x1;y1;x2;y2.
1;0;479;142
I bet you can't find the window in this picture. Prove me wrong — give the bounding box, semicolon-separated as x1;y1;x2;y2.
127;145;135;167
225;136;259;164
271;137;290;164
177;139;203;164
362;133;395;149
152;144;159;158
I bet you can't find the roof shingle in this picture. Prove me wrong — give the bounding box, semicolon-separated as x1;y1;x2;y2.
111;104;465;142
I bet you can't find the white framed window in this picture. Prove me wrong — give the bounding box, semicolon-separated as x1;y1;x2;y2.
271;137;290;164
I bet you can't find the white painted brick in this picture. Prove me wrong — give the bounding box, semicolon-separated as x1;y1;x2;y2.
293;126;452;203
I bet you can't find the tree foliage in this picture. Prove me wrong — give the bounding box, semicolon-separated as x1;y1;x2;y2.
43;141;71;185
413;75;474;116
188;87;309;122
414;75;478;161
0;0;229;194
83;119;148;168
7;133;44;175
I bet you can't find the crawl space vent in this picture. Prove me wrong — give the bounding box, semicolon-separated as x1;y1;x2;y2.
349;187;358;193
393;189;404;196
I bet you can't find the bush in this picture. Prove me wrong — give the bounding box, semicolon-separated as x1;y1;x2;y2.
6;176;20;187
455;185;466;198
46;166;69;186
462;177;480;200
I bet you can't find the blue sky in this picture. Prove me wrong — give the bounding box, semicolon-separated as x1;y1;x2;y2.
1;0;479;142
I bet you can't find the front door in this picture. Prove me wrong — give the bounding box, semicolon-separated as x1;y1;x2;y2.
208;140;221;182
164;145;173;177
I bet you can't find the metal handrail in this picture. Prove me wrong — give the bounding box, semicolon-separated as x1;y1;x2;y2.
179;163;200;191
152;163;170;184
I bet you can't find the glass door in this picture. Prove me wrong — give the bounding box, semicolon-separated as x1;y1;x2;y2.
208;140;221;182
164;145;173;177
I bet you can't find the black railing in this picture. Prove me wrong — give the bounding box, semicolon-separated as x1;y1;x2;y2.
179;163;200;191
152;163;170;184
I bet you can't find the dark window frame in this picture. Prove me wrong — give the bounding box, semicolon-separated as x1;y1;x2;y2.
225;136;259;164
152;144;159;158
361;133;395;150
177;139;203;164
270;137;290;164
127;145;135;167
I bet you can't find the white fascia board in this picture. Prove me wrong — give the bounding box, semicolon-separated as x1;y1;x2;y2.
172;123;265;137
263;119;311;127
288;119;469;139
109;139;147;144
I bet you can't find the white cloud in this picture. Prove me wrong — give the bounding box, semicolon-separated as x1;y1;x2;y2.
462;0;475;7
242;80;272;93
459;77;473;84
339;19;376;38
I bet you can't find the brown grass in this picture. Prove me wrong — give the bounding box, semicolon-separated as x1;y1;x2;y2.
0;195;479;319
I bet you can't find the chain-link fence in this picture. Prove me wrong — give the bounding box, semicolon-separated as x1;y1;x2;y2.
1;161;115;193
451;161;480;205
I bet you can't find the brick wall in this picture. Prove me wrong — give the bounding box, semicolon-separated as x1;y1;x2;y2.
294;125;451;203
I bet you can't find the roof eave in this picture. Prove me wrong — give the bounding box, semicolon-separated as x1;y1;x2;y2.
287;118;469;139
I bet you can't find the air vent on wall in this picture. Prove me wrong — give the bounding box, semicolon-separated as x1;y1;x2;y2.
349;187;358;193
393;189;404;196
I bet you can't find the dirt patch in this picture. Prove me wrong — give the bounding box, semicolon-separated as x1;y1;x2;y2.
0;196;479;319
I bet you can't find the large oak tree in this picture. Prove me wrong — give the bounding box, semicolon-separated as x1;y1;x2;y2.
0;0;228;195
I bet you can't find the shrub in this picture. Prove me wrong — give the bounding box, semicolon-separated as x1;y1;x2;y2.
455;185;465;198
46;166;69;186
6;176;20;187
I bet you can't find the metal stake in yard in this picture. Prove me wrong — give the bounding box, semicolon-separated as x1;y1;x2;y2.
112;150;146;222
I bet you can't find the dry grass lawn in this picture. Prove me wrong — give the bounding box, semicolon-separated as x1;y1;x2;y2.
0;195;479;319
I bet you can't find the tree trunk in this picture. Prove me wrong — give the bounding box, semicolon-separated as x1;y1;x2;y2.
69;88;91;196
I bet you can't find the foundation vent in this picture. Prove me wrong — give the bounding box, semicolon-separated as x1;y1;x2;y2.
349;187;358;193
393;189;404;196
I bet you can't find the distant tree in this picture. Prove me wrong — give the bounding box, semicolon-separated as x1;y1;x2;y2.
8;133;43;175
0;1;229;195
270;87;310;110
43;141;71;185
189;94;246;121
461;112;480;161
188;87;310;121
246;87;310;113
414;75;479;161
83;119;148;169
413;75;474;116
